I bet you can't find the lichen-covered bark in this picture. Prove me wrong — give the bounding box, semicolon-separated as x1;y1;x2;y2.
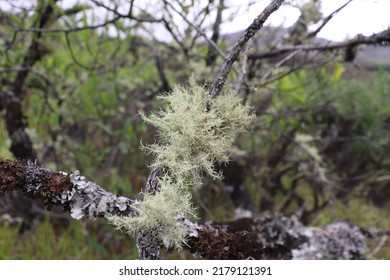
136;166;166;260
187;213;368;260
0;159;379;260
0;159;135;220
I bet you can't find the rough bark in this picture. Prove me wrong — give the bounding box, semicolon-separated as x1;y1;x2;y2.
1;159;387;260
188;213;368;260
3;2;57;160
136;167;166;260
0;159;135;219
206;0;225;66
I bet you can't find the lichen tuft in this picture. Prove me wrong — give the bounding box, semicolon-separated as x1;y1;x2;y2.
108;175;195;249
108;76;254;249
141;75;254;180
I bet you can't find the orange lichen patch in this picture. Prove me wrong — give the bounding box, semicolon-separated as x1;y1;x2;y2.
0;159;27;194
45;172;73;196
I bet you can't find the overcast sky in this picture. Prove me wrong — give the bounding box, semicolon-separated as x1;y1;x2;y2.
1;0;389;42
319;0;390;40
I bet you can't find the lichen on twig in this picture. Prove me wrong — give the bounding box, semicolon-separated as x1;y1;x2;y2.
108;76;254;249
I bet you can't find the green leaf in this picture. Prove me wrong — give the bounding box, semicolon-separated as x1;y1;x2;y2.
331;63;344;82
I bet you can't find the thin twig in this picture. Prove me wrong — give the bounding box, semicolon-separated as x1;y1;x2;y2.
206;0;225;66
234;44;249;95
209;0;285;97
368;236;388;259
249;29;390;60
307;0;353;39
90;0;163;22
164;0;228;61
6;16;122;51
259;49;301;82
64;32;103;70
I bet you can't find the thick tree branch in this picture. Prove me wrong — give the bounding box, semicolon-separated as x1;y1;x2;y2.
187;213;368;260
3;2;59;161
2;159;388;260
0;159;135;219
209;0;284;97
206;0;225;66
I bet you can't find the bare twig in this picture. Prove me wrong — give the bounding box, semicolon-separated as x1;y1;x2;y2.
209;0;285;97
362;228;390;238
206;0;225;66
6;16;123;51
234;44;249;95
259;49;301;82
307;0;353;39
137;40;171;93
368;236;387;259
164;0;228;61
162;9;188;55
90;0;163;22
249;29;390;60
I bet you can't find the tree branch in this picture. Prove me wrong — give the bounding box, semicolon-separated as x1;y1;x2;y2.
206;0;225;66
209;0;285;97
249;28;390;60
0;159;135;219
136;166;167;260
135;0;285;260
4;1;59;161
307;0;353;39
1;159;385;260
163;0;228;62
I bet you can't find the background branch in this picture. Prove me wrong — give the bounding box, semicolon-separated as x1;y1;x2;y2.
249;29;390;60
307;0;353;39
209;0;284;97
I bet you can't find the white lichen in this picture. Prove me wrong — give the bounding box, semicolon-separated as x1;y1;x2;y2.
69;170;133;220
108;76;254;249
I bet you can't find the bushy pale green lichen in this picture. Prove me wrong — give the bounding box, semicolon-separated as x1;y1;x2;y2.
108;175;194;249
108;76;254;249
142;76;254;180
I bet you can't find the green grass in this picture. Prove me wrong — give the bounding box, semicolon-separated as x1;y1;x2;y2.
0;217;138;260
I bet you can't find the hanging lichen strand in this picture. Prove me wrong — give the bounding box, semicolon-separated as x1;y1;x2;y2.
108;76;255;249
